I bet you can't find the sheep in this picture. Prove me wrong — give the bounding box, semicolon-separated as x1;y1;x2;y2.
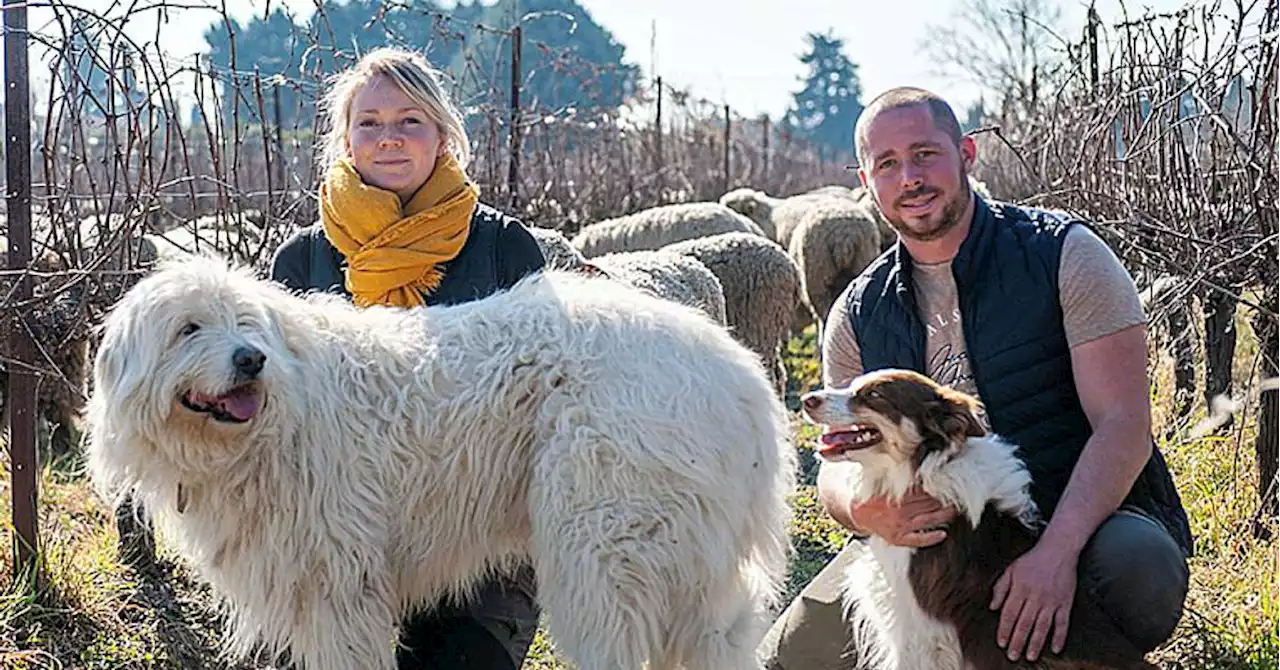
592;251;728;327
570;202;765;258
800;185;860;200
787;199;883;342
718;188;780;240
662;232;803;397
719;188;855;250
528;226;728;326
527;226;590;271
723;188;885;335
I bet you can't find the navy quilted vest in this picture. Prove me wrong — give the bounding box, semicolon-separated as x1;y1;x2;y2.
848;196;1192;555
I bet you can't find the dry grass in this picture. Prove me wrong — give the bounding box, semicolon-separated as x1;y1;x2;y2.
0;310;1273;669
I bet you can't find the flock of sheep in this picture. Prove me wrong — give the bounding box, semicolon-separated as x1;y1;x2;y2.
3;181;967;458
531;184;892;395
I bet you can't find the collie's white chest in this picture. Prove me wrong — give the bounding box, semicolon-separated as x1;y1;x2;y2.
842;540;966;670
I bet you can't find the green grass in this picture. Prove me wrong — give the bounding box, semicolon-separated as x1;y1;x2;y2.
0;314;1273;669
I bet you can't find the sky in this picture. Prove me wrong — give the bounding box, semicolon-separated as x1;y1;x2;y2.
16;0;1202;120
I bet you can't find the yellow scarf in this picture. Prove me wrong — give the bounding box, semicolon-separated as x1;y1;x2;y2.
320;153;478;308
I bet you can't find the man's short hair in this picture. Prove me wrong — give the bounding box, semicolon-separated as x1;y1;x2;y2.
855;87;963;166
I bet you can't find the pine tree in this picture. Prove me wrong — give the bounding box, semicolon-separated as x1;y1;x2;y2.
784;31;863;154
961;99;986;132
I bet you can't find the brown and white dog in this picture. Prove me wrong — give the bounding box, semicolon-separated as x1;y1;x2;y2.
800;369;1156;670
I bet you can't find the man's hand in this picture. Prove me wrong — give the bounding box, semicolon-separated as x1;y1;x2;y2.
848;486;957;548
990;539;1079;661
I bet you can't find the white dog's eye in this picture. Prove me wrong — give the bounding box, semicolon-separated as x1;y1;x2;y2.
179;323;201;337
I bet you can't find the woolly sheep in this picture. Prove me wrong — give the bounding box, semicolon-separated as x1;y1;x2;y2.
787;199;883;341
718;188;779;240
529;226;726;326
662;232;803;397
527;226;590;271
592;251;728;327
571;202;765;258
719;188;855;250
800;185;860;200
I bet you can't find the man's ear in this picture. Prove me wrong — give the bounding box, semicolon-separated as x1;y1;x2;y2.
959;135;978;172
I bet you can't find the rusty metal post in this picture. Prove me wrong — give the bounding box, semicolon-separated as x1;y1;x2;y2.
722;103;731;195
507;25;522;212
4;0;40;584
1087;4;1099;94
655;76;663;198
761;114;770;187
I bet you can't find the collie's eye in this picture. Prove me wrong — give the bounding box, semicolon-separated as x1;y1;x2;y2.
179;323;200;337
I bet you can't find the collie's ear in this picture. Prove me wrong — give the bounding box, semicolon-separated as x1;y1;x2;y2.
936;387;987;439
916;386;986;466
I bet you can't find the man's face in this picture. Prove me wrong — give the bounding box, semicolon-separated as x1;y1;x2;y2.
858;105;976;243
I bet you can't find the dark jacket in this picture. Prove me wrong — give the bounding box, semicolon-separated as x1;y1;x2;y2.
847;195;1193;556
271;202;546;305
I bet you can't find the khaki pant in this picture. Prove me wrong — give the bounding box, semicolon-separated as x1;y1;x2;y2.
757;541;865;670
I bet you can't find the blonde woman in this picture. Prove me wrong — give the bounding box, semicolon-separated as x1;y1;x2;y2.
271;47;543;669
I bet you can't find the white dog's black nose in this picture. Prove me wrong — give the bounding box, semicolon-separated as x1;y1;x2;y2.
233;346;266;378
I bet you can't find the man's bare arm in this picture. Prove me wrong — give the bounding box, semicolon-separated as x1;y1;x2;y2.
1042;323;1154;553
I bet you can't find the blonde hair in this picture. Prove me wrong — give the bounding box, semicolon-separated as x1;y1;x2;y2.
318;47;471;172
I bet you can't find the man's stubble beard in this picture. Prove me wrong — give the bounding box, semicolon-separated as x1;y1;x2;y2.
877;165;972;243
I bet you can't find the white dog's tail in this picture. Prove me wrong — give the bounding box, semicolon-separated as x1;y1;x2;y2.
747;430;799;613
681;424;797;670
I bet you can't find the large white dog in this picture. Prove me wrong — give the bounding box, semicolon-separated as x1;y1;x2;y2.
86;256;796;670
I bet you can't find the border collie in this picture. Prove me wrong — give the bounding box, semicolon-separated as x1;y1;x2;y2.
801;369;1156;670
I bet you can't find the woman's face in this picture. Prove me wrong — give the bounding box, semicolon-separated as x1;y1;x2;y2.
345;75;447;202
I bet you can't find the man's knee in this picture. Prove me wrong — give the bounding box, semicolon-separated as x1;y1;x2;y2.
757;543;862;670
1080;508;1190;652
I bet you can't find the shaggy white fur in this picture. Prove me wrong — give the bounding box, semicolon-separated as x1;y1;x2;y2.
86;256;796;670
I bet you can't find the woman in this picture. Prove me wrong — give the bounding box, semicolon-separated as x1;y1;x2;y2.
271;47;544;670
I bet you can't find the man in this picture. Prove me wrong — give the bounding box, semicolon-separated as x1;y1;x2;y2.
758;87;1192;669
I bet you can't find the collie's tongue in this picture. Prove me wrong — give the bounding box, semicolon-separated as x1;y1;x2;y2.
819;426;879;452
821;431;863;447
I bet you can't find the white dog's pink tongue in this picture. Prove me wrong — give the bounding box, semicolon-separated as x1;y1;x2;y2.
218;389;261;421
